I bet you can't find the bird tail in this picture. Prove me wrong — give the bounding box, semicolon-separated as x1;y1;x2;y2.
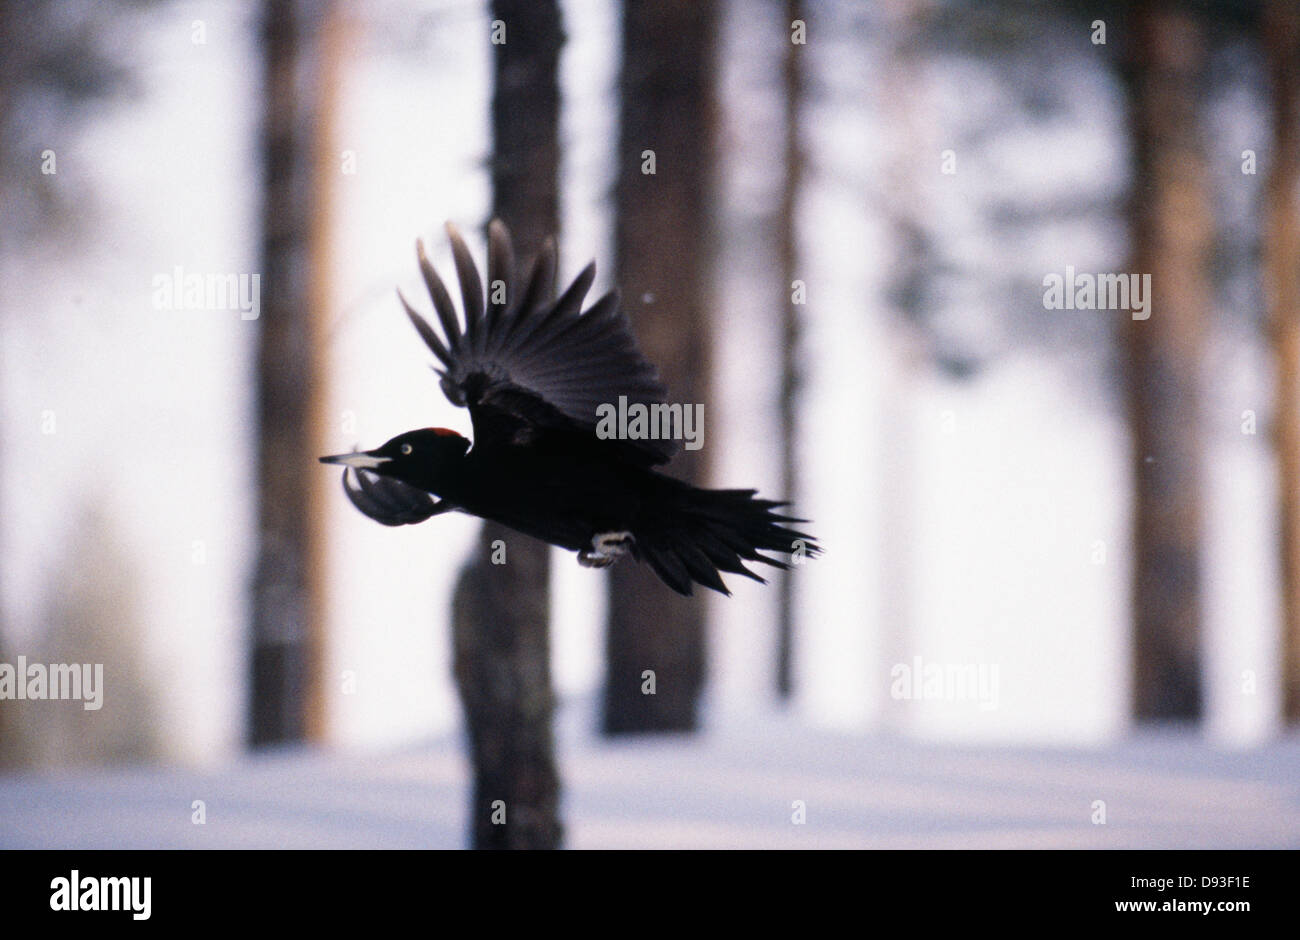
631;482;821;596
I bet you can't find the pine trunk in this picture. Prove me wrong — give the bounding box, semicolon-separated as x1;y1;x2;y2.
604;0;718;734
1264;0;1300;723
248;0;339;746
774;0;805;701
1122;2;1211;721
450;0;564;849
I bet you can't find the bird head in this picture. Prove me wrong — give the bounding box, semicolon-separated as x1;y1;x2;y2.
319;427;469;492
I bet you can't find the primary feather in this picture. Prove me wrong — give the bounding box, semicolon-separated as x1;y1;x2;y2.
400;220;676;464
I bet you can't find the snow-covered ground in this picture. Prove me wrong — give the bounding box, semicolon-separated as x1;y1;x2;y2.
2;708;1297;849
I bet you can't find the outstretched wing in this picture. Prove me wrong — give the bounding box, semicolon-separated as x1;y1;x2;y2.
398;220;677;464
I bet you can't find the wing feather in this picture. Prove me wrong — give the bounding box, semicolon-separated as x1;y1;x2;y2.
400;220;677;462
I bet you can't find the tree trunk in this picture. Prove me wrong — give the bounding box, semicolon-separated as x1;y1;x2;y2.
1122;1;1211;722
877;0;932;732
604;0;718;734
774;0;805;702
0;0;13;769
248;0;339;746
1264;0;1300;724
450;0;563;849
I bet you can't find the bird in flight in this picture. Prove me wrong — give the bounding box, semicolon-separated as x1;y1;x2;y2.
320;221;819;595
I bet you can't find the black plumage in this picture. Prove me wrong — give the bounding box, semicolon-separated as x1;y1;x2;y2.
320;221;819;595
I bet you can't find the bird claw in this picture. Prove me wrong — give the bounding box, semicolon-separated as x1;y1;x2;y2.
578;531;635;568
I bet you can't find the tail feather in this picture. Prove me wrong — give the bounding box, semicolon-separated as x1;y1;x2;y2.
633;484;821;596
640;543;694;595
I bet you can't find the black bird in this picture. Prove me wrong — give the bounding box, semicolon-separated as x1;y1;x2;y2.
320;221;819;595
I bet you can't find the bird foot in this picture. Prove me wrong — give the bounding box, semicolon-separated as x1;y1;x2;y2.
578;531;635;568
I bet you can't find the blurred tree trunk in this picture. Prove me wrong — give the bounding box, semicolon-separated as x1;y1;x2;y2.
0;1;150;765
1264;0;1300;723
248;0;340;746
1121;1;1210;721
450;0;563;849
774;0;805;701
604;0;718;734
878;0;932;731
0;0;13;768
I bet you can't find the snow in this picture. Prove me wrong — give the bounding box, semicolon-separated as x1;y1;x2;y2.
2;708;1297;849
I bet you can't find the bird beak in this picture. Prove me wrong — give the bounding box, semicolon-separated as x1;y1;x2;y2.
319;450;391;470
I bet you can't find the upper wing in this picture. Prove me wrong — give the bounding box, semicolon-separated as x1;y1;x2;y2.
398;220;677;464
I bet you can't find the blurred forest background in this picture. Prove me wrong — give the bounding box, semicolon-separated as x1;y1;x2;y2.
1;0;1298;848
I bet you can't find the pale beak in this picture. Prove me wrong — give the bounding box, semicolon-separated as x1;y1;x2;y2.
319;450;391;470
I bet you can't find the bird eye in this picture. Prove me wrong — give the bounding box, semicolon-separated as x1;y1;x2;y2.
400;443;413;455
